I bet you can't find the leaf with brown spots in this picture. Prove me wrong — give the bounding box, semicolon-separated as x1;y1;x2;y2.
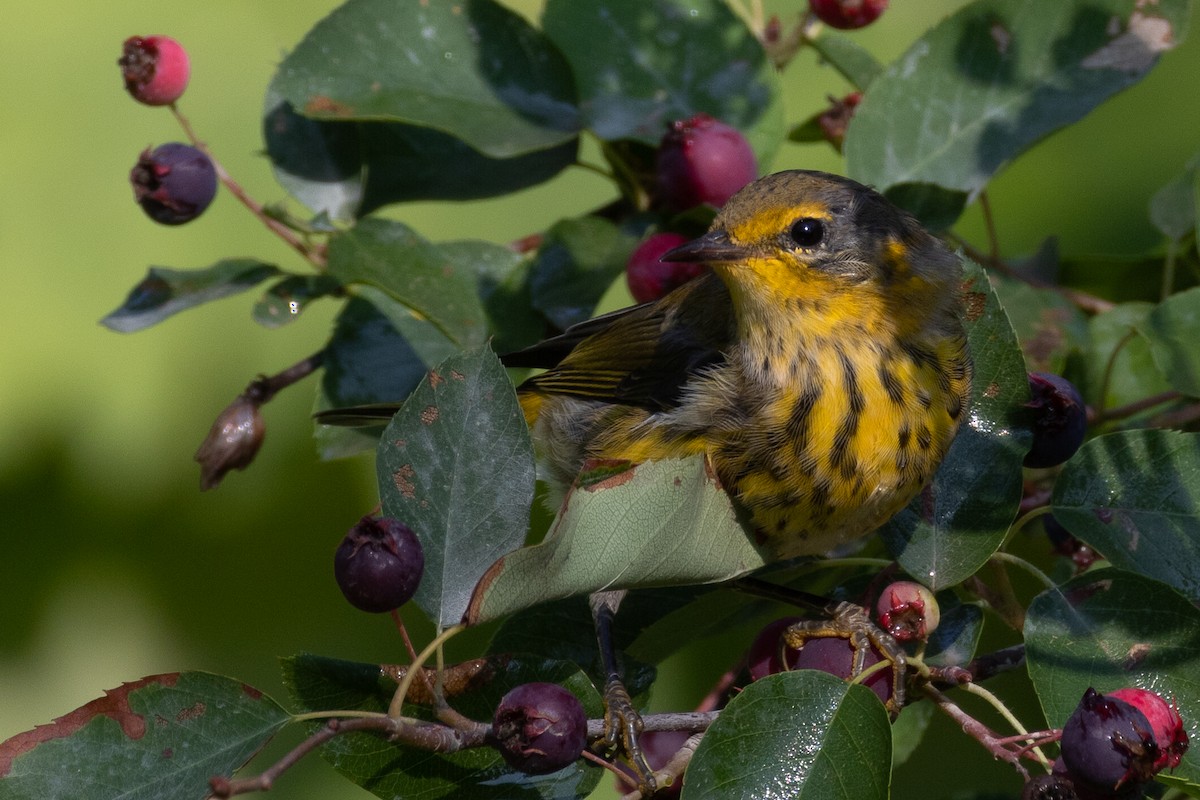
376;345;534;628
0;672;286;799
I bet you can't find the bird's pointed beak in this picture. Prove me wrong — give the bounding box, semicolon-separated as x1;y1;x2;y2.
660;230;748;264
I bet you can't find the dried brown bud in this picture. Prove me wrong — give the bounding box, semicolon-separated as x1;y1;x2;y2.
194;394;265;490
817;92;862;151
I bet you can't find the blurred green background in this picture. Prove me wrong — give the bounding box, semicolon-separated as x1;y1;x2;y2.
2;2;1198;798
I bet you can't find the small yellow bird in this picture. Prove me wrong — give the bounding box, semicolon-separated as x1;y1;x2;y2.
509;169;972;559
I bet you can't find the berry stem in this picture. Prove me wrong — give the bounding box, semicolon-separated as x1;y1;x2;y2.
989;551;1056;592
244;350;325;406
978;190;1001;265
1091;390;1180;426
168;104;327;268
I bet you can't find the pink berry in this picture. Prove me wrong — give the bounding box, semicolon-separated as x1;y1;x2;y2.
119;36;190;106
655;114;757;212
626;233;705;303
875;581;940;643
1109;688;1189;771
809;0;888;30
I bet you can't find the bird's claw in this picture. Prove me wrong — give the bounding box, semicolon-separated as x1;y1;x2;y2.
783;600;908;715
600;676;656;795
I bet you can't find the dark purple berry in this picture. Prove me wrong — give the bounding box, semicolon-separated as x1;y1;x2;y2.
746;617;803;680
1060;688;1160;794
1021;773;1080;800
627;233;706;303
119;36;190;106
746;618;893;705
1024;372;1087;468
193;393;264;490
809;0;889;29
875;581;940;643
615;730;689;797
1110;687;1189;771
334;516;424;613
655;114;757;212
130;143;218;225
491;682;587;775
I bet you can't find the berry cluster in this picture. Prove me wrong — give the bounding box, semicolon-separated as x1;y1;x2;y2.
118;36;218;224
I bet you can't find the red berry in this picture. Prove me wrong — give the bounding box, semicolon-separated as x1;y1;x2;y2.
655;114;757;212
809;0;888;30
1024;372;1087;468
130;143;218;225
1109;688;1189;771
626;233;706;303
875;581;940;643
334;516;424;613
492;683;587;775
119;36;190;106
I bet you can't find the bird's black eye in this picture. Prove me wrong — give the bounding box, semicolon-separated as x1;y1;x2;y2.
789;217;825;248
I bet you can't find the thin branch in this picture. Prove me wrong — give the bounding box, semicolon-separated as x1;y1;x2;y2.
1091;390;1180;426
923;684;1031;781
244;350;324;405
169;104;326;267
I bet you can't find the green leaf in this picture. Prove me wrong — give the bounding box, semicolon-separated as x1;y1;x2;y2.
881;260;1031;590
809;31;884;90
281;653;602;800
1052;430;1200;602
988;272;1089;375
1149;154;1200;241
465;457;769;625
846;0;1191;209
271;0;578;159
262;96;578;220
314;298;430;460
1024;568;1200;787
1139;285;1200;397
530;217;639;330
541;0;784;166
0;673;287;800
923;599;984;668
891;701;934;768
101;260;281;333
1083;302;1170;416
252;274;341;329
440;239;545;356
683;671;891;800
485;596;659;702
376;345;535;628
327;218;487;349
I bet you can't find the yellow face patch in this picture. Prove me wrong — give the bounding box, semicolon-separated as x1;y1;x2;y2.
727;201;832;246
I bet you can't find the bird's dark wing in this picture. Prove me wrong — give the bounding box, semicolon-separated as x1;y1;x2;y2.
516;272;735;411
